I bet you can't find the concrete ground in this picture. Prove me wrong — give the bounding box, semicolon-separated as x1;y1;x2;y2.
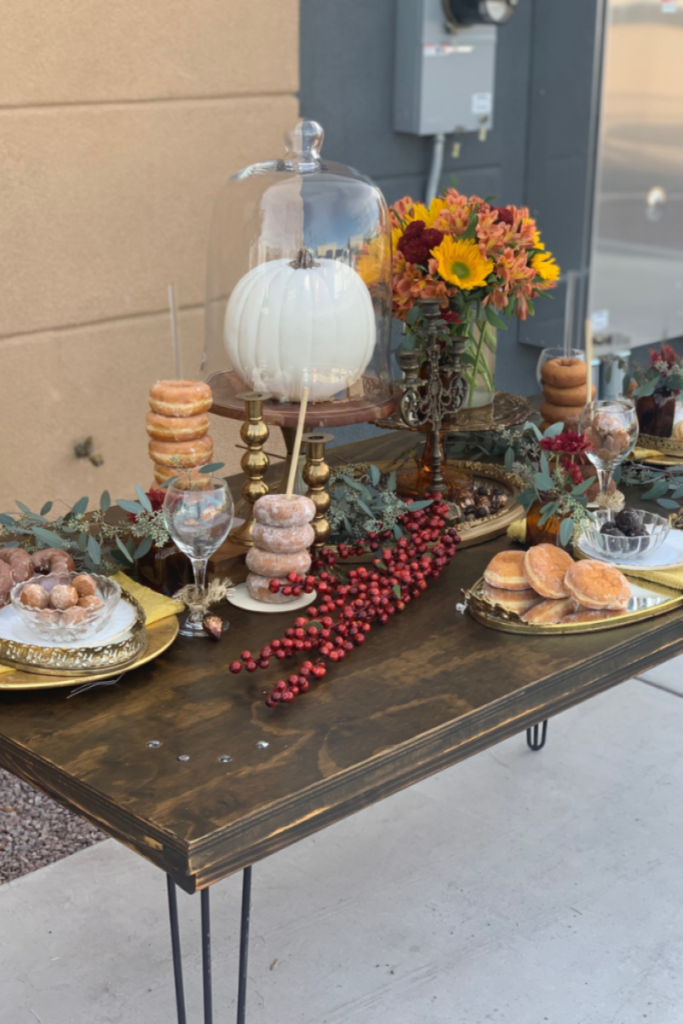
2;664;683;1024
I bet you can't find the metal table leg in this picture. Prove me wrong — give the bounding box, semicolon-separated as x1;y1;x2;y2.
237;866;252;1024
166;867;253;1024
526;720;548;751
167;875;188;1024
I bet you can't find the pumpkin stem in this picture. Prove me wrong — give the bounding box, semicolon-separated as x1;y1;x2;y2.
290;247;319;270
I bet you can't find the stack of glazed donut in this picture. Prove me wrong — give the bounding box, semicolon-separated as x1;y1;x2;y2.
0;547;74;608
146;380;214;485
245;494;316;604
539;358;595;431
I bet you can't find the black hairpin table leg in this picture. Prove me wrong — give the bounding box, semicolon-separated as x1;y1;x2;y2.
526;720;548;751
237;866;253;1024
167;876;188;1024
166;867;253;1024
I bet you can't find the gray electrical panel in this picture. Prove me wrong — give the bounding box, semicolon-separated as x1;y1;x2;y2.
394;0;497;136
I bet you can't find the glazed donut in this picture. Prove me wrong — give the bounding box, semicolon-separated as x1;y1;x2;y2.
252;522;315;554
542;383;596;407
0;561;12;607
246;547;312;578
540;401;586;426
148;436;213;468
146;411;209;442
0;547;31;583
153;463;212;489
30;548;75;574
540;358;587;390
246;573;298;604
78;595;103;610
20;583;49;609
254;494;316;528
149;380;213;417
61;606;89;625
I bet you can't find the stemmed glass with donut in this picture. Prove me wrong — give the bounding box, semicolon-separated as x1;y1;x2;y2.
579;399;639;500
162;474;234;637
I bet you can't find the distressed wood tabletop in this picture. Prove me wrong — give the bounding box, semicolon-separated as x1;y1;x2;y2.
0;432;680;892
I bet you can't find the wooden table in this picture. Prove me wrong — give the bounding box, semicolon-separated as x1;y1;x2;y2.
0;433;681;1023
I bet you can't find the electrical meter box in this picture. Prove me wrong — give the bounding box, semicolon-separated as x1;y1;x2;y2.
394;0;497;136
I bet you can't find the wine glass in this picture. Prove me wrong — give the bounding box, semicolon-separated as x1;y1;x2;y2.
163;475;234;637
579;399;639;499
536;347;586;390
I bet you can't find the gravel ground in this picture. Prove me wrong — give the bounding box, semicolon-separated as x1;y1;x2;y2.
0;768;105;885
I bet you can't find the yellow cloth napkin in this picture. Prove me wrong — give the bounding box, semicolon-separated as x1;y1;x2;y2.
0;574;184;676
111;572;185;624
506;518;527;544
632;446;666;462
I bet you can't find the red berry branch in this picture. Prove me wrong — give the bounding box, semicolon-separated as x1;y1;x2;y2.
229;496;459;707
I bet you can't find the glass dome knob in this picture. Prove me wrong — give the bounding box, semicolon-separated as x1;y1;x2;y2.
284;120;324;170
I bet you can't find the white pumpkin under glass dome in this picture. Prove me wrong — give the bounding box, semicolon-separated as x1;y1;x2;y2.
203;121;393;414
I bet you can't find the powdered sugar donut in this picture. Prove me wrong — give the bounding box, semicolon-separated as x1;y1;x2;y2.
246;573;298;604
30;549;75;574
246;547;311;578
20;583;49;609
252;522;315;554
0;547;31;583
0;561;13;608
49;584;79;610
254;494;316;528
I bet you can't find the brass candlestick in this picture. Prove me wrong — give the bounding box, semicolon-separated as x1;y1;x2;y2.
302;432;333;551
398;298;467;493
231;391;272;547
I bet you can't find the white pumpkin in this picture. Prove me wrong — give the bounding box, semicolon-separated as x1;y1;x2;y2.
224;254;376;402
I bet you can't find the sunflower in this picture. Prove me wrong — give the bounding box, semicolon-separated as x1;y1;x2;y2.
404;197;447;229
532;250;560;282
532;230;545;251
431;237;493;290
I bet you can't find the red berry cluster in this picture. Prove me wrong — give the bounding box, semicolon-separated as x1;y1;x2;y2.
268;572;316;599
229;496;457;707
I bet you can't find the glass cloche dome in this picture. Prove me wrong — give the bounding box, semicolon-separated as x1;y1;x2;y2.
203;121;393;419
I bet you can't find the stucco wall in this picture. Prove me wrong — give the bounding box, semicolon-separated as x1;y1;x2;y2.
0;0;298;510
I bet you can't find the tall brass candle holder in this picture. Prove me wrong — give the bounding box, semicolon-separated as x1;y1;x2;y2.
231;391;272;547
302;432;333;551
397;298;468;494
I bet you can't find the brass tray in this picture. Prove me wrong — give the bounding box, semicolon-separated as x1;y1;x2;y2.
362;456;524;550
638;433;683;460
463;575;683;635
374;391;534;435
0;593;147;676
0;614;179;690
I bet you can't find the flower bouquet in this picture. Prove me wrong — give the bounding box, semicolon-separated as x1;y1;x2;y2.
389;189;560;407
631;344;683;438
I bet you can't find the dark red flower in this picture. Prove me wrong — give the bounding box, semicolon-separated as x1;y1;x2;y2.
403;220;426;238
492;206;514;226
397;222;444;266
564;459;584;486
440;309;462;324
540;431;593;457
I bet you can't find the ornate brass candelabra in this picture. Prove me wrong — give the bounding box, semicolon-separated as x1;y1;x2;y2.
231;391;271;547
302;432;333;551
397;299;468;493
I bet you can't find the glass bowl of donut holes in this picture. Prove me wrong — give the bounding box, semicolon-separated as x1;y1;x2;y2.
581;509;670;562
10;572;121;643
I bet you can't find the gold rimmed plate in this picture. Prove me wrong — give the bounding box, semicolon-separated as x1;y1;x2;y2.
463;575;683;635
0;593;147;676
0;614;178;690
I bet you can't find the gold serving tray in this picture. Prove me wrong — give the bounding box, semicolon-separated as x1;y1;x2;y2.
0;594;147;676
638;433;683;460
464;575;683;635
0;614;179;690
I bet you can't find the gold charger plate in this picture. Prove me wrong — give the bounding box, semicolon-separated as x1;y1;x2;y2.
0;593;147;676
463;575;683;635
0;615;179;691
